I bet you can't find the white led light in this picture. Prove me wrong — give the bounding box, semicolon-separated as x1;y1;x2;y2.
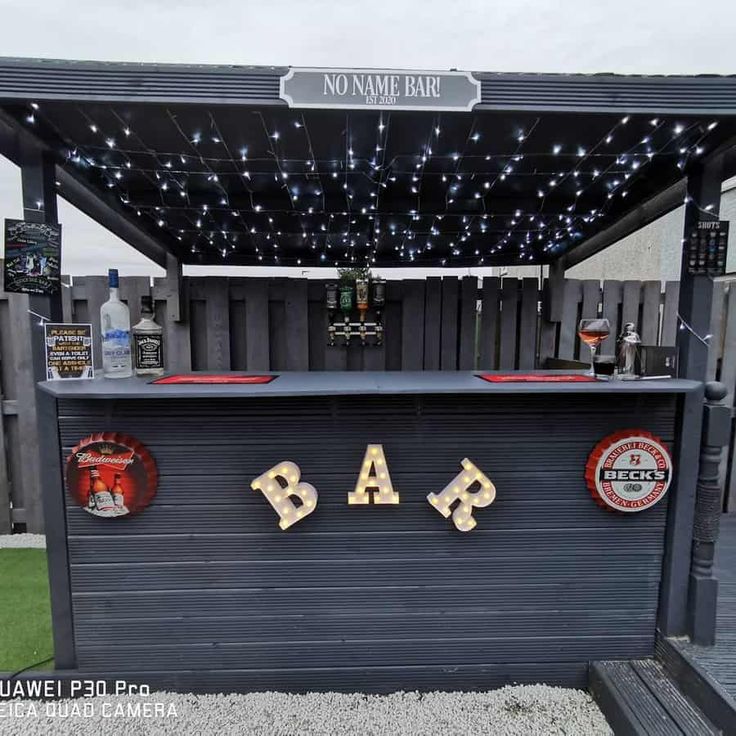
348;444;399;505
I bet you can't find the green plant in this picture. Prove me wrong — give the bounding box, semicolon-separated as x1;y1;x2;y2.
337;267;371;285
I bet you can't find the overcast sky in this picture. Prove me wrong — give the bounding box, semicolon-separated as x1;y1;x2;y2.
1;0;735;277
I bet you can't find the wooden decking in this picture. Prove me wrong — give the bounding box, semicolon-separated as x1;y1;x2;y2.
681;513;736;698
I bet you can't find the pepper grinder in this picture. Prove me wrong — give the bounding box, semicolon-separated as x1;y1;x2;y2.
616;322;641;380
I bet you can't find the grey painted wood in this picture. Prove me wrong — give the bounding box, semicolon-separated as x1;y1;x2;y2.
0;384;10;533
284;279;309;371
621;280;642;332
478;277;500;370
517;278;538;370
458;277;478;370
423;277;442;370
661;281;680;347
558;279;581;360
204;278;231;370
440;277;459;370
401;280;425;371
37;392;76;667
153;277;191;372
499;279;519;369
577;280;600;360
8;292;44;532
659;386;705;637
55;390;677;686
706;281;727;383
641;280;661;346
244;279;270;371
601;280;623;354
119;276;150;327
60;275;73;322
78;276;109;369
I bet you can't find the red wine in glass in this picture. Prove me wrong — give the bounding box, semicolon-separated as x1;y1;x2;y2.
577;318;611;375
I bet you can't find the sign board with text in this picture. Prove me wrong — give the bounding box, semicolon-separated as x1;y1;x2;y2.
280;68;481;111
44;323;94;380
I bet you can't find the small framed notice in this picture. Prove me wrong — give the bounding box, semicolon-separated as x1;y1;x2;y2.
44;323;94;380
3;219;62;295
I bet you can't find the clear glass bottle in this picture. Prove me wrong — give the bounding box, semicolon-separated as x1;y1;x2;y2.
132;295;164;376
100;269;132;379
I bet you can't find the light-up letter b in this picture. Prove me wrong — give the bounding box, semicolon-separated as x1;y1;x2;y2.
251;461;318;530
427;458;496;532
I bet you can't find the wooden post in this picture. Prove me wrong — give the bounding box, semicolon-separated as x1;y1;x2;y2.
17;146;62;533
677;158;724;381
689;381;730;645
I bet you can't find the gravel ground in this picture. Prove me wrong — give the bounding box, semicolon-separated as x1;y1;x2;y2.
0;686;611;735
0;534;46;549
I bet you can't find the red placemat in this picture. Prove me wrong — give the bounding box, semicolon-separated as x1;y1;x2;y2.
151;374;277;385
477;373;597;383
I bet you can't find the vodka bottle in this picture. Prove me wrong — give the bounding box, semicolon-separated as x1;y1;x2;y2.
132;295;164;376
100;269;132;378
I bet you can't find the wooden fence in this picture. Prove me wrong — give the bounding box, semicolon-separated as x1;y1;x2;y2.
0;271;693;532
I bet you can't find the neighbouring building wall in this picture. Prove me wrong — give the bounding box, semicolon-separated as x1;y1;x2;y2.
567;179;736;282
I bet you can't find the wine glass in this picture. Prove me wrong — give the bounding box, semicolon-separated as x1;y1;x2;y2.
577;318;611;376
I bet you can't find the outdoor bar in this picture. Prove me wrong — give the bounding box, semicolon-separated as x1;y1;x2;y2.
1;59;736;696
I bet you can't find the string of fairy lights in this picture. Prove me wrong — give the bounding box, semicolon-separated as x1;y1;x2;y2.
18;101;723;267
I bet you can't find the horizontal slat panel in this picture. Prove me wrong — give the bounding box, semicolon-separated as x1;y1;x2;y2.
80;609;655;647
69;555;663;592
76;636;654;670
67;527;667;562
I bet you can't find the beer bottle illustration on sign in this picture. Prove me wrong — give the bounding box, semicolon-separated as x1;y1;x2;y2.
111;473;130;516
87;468;116;516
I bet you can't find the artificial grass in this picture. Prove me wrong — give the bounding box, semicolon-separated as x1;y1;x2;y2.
0;548;53;673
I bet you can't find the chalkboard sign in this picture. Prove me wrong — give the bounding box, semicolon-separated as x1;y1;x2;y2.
3;218;62;294
686;220;729;276
44;323;94;380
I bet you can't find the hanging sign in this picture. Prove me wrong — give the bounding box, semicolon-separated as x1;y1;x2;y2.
280;68;481;111
3;219;61;294
585;430;672;512
44;323;94;380
686;220;729;276
66;433;158;518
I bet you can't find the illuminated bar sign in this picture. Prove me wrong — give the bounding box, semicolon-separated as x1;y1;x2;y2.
280;68;481;111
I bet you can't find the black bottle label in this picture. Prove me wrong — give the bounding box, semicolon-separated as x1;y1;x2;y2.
133;333;163;369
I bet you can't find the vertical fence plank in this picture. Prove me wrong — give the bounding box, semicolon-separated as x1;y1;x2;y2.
641;281;661;346
119;276;151;327
244;280;270;371
383;281;403;371
423;277;442;370
0;395;10;532
577;280;601;360
61;276;73;322
558;279;581;360
478;277;500;370
401;280;425;370
81;276;111;369
499;279;519;369
706;280;727;383
284;279;309;371
307;282;327;371
7;293;43;532
714;283;736;507
601;280;623;354
458;276;478;370
621;280;641;329
518;278;539;370
203;277;231;370
440;277;459;370
661;281;680;347
153;277;192;373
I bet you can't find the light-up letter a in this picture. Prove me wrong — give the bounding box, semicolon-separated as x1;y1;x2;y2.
427;458;496;532
251;461;318;530
348;444;399;505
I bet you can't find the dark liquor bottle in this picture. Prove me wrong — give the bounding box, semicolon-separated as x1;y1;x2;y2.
132;295;164;376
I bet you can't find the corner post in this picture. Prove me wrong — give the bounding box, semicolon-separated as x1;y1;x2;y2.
688;381;730;645
19;144;78;667
677;158;723;381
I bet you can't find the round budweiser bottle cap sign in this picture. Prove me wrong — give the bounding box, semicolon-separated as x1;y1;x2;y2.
66;433;157;517
585;430;672;512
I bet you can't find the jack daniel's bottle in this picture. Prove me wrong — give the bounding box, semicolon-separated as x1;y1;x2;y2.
132;296;164;376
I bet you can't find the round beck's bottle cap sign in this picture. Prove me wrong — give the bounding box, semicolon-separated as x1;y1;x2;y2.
66;433;157;518
585;430;672;512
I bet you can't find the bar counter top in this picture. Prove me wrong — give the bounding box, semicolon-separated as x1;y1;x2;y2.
39;371;701;399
